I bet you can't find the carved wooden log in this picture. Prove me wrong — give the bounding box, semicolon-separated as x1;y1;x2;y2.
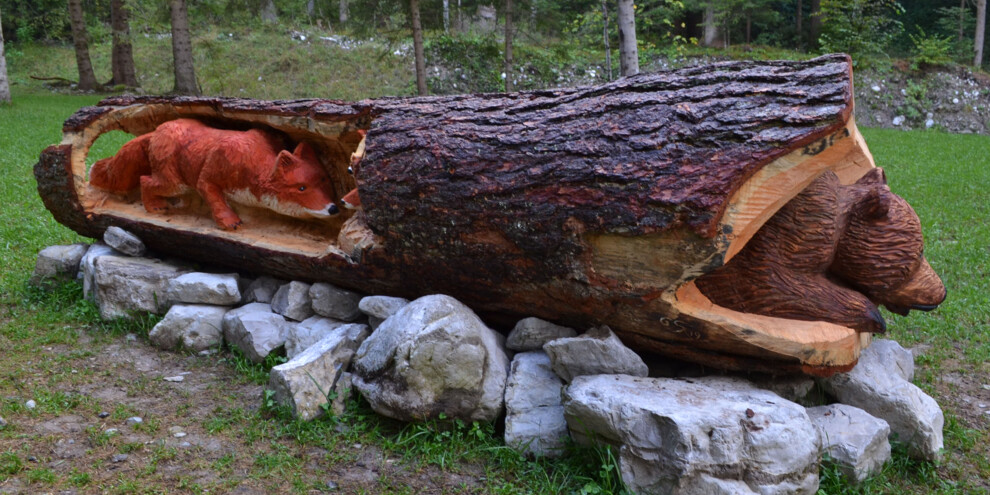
35;54;944;375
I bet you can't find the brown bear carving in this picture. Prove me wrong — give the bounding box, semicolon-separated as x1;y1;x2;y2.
696;168;946;333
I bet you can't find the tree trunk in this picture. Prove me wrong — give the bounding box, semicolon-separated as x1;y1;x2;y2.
307;0;314;17
702;2;720;47
810;0;822;47
746;12;751;44
68;0;98;91
0;6;9;103
617;0;639;77
260;0;278;22
504;0;514;91
960;0;966;42
796;0;802;44
976;0;986;68
443;0;450;33
169;0;199;95
31;55;938;376
410;0;428;95
340;0;349;23
602;0;612;80
110;0;138;88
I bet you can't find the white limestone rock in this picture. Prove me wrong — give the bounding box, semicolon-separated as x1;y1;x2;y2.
351;294;510;422
506;317;578;352
166;272;241;306
286;316;368;360
309;282;363;321
808;404;891;483
92;254;189;319
504;352;568;458
222;303;292;363
149;304;228;352
269;324;371;420
103;226;146;257
820;339;943;461
358;295;409;330
30;243;89;286
79;243;116;301
564;375;821;495
543;326;648;382
271;281;314;322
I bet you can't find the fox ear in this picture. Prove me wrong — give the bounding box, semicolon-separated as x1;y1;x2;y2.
292;141;318;163
859;187;890;219
272;150;295;178
856;167;887;185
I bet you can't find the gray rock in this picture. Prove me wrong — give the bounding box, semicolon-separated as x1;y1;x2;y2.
112;453;129;463
92;254;188;319
504;352;568;457
564;375;821;495
867;339;914;382
310;283;364;321
149;305;227;352
821;339;944;461
243;276;284;304
543;326;648;382
30;243;89;286
352;294;510;422
506;317;578;352
222;303;292;363
79;243;116;301
358;295;409;329
125;417;143;426
269;324;371;420
0;416;6;428
285;316;367;359
272;281;315;322
25;400;36;410
749;375;817;404
808;404;891;483
103;226;146;257
166;272;241;306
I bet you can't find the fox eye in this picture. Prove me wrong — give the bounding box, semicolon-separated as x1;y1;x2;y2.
347;166;354;175
298;186;306;192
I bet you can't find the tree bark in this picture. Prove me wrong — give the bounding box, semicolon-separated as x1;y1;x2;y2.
796;0;802;44
169;0;199;95
702;2;720;47
443;0;450;33
504;0;514;91
810;0;822;47
960;0;966;42
68;0;98;91
33;55;917;376
617;0;639;77
976;0;986;68
410;0;428;95
110;0;138;88
339;0;348;23
746;12;751;44
0;7;9;103
260;0;278;23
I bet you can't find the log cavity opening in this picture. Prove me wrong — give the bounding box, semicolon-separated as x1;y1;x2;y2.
76;108;377;259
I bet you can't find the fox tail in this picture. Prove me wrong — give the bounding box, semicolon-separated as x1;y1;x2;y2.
88;133;152;192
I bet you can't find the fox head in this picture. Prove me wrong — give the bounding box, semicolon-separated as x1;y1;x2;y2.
267;141;341;219
830;168;946;315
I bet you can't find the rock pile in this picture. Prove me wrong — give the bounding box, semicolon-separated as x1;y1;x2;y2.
31;235;948;493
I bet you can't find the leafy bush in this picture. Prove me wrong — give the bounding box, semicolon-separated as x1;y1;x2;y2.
909;27;953;70
818;0;904;67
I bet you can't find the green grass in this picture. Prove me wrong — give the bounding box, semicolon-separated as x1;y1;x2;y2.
2;88;990;493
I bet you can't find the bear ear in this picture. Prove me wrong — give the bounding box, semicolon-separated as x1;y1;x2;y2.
860;187;890;219
855;167;887;186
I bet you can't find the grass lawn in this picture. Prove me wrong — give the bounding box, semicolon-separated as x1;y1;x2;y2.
1;90;989;493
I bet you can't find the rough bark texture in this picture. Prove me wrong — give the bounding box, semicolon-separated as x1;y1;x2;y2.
504;0;514;92
110;0;138;88
617;0;639;77
410;0;428;96
169;0;199;95
976;0;987;68
68;0;99;91
37;55;908;375
810;0;822;46
703;3;720;48
339;0;348;23
0;7;10;103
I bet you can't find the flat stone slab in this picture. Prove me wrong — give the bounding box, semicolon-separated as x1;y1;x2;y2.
504;352;569;458
506;317;577;352
243;276;284;304
564;375;821;495
166;272;241;306
358;295;409;330
80;243;116;301
310;282;364;321
92;254;189;320
149;304;228;352
544;326;648;382
103;226;146;257
286;316;367;360
808;404;891;483
272;281;315;322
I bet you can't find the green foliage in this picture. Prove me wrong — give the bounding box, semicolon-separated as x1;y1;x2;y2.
818;0;904;66
934;6;975;63
909;27;953;70
0;452;22;477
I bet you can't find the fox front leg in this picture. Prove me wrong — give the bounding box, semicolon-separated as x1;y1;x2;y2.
196;180;242;230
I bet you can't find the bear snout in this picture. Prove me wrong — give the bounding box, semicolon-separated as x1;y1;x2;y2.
878;257;946;315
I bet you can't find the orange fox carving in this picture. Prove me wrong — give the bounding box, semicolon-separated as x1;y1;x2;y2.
89;119;340;230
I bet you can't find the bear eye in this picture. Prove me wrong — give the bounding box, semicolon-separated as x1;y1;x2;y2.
298;186;306;192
